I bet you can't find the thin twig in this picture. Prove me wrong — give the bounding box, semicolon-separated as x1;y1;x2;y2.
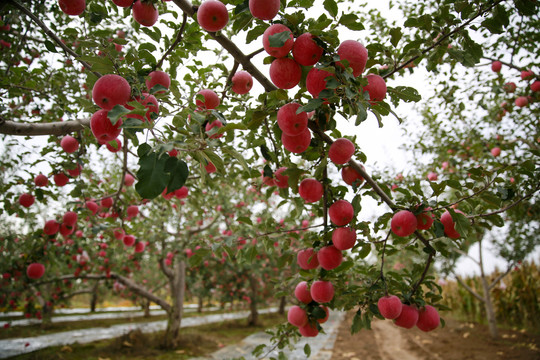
9;0;101;78
155;12;188;70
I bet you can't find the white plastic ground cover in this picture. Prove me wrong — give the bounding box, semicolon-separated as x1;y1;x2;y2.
192;311;345;360
0;307;277;359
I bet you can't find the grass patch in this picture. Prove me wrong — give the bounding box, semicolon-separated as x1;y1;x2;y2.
9;312;287;360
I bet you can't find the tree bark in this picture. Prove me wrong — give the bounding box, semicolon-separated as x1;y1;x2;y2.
247;275;259;326
90;281;99;313
278;296;286;315
161;260;186;349
478;239;499;338
143;299;151;318
198;296;203;313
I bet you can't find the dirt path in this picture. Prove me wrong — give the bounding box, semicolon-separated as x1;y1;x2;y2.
331;312;540;360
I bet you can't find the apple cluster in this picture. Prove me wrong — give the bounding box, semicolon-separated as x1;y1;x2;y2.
390;208;465;239
377;294;440;332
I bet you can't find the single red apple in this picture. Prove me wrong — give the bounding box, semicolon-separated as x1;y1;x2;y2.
295;281;312;304
292;33;323;66
26;263;45;279
197;0;229;32
377;295;403;319
329;200;354;226
270;57;301;89
298;178;323;203
132;0;159;27
19;193;35;208
391;210;417;237
337;40;368;77
248;0;280;20
58;0;86;16
394;304;419;329
281;128;311;154
92;74;131;110
310;280;334;303
277;102;308;136
332;227;356;250
231;71;253;94
317;245;343;270
297;248;319;270
328;138;355;164
262;24;294;58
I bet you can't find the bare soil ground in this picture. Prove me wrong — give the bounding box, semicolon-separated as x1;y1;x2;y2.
331;312;540;360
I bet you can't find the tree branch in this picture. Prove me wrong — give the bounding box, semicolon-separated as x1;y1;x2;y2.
488;264;514;291
0;118;90;136
468;185;539;219
171;0;276;92
410;252;434;297
155;12;188;70
454;274;485;303
9;0;101;78
383;0;506;80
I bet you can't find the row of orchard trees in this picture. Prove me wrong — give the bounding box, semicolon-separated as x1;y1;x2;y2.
0;0;538;353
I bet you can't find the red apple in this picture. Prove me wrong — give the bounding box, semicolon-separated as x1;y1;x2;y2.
132;0;159;27
270;57;301;89
231;71;253;95
277;103;308;136
337;40;368;77
282;128;311;153
91;109;123;143
58;0;86;16
112;0;134;7
134;242;146;253
394;304;419;328
521;70;534;80
292;33;323;66
197;0;229;32
310;280;334;303
297;248;319;270
196;89;220;110
124;174;135;186
531;80;540;92
317;306;329;323
329;200;354;226
146;70;171;93
174;186;189;199
249;0;280;20
416;305;440;332
503;82;516;93
86;201;99;215
105;138;122;152
287;305;308;327
26;263;45;279
92;74;131;110
34;174;48;187
205;119;224;139
491;147;501;157
491;60;502;72
306;67;334;99
298;178;323;203
341;165;364;186
63;211;78;227
298;322;319;337
127;205;139;218
440;209;465;239
44;220;60;235
262;24;294;58
515;96;528;107
328;138;355;164
332;227;356;250
205;161;217;173
362;74;386;103
19;193;35;208
126;93;159;122
295;281;312;304
123;235;136;246
416;207;434;230
274;167;289;188
66;164;82;177
317;245;343;270
101;197;114;208
390;210;417;237
377;295;402;319
53;173;69;187
427;171;438;181
60;135;79;153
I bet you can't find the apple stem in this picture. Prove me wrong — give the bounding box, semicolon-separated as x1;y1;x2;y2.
221;61;239;101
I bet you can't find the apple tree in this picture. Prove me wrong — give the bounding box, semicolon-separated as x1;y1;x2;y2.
0;0;538;354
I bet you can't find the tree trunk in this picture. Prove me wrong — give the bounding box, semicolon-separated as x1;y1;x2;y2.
90;281;99;313
198;296;203;313
143;299;151;318
478;239;499;338
161;260;186;349
247;275;259;326
278;296;286;315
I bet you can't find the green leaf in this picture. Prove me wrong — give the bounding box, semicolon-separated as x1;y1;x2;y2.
358;244;371;259
323;0;338;17
297;98;323;113
164;157;189;193
351;310;362;334
355;103;368;125
44;40;57;53
135;146;169;199
304;344;311;357
107;105;131;125
389;86;421;103
237;216;253;225
389;28;402;47
339;14;364;31
268;31;292;48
